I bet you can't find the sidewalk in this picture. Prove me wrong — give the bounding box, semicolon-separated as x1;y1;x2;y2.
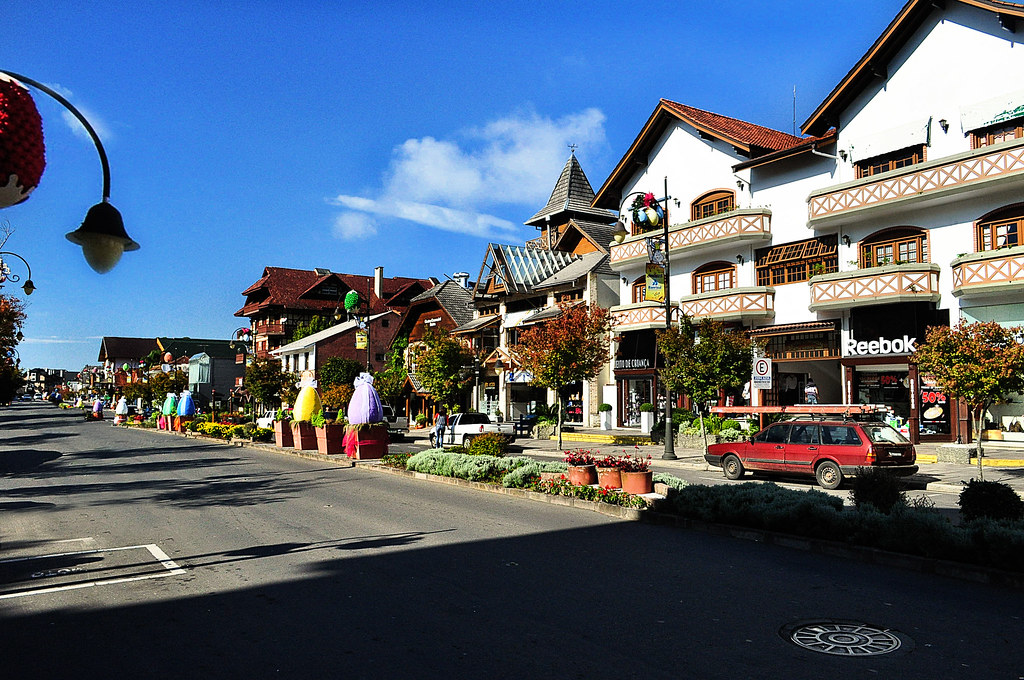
406;426;1024;495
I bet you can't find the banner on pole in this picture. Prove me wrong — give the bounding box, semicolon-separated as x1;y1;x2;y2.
644;263;665;303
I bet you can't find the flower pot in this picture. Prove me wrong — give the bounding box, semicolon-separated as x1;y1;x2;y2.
596;466;621;489
600;411;613;431
567;464;597;486
315;423;344;455
640;411;654;434
291;421;317;450
621;470;653;494
345;424;389;459
274;420;293;447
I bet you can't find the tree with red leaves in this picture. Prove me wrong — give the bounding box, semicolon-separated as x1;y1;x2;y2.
913;320;1024;479
515;302;611;449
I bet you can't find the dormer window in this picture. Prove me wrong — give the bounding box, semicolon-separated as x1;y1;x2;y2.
691;190;735;221
320;284;339;297
855;145;924;178
971;118;1024;149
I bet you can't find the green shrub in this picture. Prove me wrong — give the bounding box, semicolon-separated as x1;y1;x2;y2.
467;432;508;457
598;403;612;412
229;424;248;439
848;467;908;514
639;403;654;412
251;427;273;442
721;419;740;431
197;422;232;438
959;479;1024;522
653;472;689;493
415;413;427;426
380;453;412;469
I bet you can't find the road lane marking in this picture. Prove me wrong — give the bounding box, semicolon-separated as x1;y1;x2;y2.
0;543;186;600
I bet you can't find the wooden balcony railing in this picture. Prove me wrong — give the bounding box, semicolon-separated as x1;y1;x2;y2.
952;245;1024;298
677;287;775;323
808;137;1024;225
808;263;940;312
610;208;771;266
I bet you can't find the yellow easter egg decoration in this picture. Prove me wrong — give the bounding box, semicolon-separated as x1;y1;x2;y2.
293;386;322;422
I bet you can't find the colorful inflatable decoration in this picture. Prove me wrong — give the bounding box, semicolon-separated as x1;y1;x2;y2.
0;74;45;209
344;289;360;311
292;382;322;422
177;390;195;417
114;396;128;425
161;392;177;416
347;372;383;424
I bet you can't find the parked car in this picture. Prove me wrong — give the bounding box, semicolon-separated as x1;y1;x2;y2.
381;404;408;440
256;410;276;429
430;412;517;448
704;417;918;490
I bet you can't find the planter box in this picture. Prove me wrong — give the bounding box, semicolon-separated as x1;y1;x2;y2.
533;423;555;439
1001;431;1024;442
982;429;1004;441
315;424;345;455
640;411;654;434
937;444;973;464
599;411;613;431
291;421;317;451
349;424;388;459
274;421;293;447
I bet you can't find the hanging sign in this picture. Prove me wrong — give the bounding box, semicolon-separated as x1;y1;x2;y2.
355;329;368;349
644;263;665;303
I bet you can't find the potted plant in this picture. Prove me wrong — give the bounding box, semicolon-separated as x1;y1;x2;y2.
618;453;653;494
598;403;613;430
344;421;389;459
312;410;345;455
273;408;293;448
563;449;597;486
415;413;427;429
595;454;621;489
639;402;655;435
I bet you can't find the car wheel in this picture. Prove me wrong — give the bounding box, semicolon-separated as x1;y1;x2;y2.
429;433;436;448
815;461;843;490
721;454;744;481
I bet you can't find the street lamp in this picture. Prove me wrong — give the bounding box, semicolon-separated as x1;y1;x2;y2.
230;327;253;362
0;250;35;296
614;177;676;459
0;70;140;273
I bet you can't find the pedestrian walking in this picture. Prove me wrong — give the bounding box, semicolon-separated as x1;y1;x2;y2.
433;409;447;448
804;379;819;405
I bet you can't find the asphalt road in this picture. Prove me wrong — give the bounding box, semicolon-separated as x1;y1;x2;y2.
1;404;1022;679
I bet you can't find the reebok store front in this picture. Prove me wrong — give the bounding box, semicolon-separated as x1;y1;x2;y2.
842;303;959;444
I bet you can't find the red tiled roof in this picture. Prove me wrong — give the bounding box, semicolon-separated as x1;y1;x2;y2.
660;100;804;152
235;266;432;318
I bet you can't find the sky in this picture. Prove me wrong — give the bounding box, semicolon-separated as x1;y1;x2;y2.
3;0;910;371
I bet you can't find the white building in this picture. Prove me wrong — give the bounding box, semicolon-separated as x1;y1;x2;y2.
594;0;1024;443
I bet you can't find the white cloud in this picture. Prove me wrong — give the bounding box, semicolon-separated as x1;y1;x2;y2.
331;107;607;239
44;82;113;143
22;337;91;345
332;212;378;241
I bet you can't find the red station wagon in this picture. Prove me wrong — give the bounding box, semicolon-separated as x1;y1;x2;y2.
704;418;918;489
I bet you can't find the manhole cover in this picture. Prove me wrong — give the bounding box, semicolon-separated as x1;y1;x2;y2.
782;621;903;656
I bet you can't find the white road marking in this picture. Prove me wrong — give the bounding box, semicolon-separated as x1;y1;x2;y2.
0;543;186;600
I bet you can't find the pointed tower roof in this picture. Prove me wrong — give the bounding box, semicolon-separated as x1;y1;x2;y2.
525;151;616;228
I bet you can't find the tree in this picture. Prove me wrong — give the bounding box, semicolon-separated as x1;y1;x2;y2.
147;369;188;405
291;315;333;343
657;315;757;454
318;356;363;389
244;356;292;409
414;329;472;411
374;335;409;406
0;361;25;404
515;302;611;449
0;293;26;358
912;320;1024;479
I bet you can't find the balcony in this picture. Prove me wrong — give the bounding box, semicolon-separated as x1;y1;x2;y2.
677;287;775;323
609;302;677;331
952;245;1024;299
808;137;1024;226
609;208;771;267
259;322;285;336
808;263;940;312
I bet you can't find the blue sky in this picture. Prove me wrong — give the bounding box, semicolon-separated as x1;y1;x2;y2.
4;0;907;371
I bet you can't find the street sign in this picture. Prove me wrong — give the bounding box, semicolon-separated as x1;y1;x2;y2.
752;357;772;390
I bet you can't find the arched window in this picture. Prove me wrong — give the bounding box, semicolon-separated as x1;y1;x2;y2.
631;276;646;304
692;261;735;294
691;189;735;221
859;227;928;267
976;205;1023;252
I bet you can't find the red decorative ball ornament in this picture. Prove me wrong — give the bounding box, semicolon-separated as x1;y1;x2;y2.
0;75;45;209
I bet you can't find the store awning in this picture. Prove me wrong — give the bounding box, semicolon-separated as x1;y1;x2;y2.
451;315;500;334
749;321;837;336
519;302;581;327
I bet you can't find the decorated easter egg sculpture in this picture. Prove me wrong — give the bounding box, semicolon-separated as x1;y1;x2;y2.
177;390;196;417
292;384;322;422
115;397;128;416
0;74;45;209
161;393;177;416
347;372;383;424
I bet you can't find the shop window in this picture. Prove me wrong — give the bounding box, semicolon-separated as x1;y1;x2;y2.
691;189;735;221
755;236;838;286
693;261;735;294
631;276;646;303
855;145;925;178
976;205;1023;251
970;117;1024;149
859;227;928;267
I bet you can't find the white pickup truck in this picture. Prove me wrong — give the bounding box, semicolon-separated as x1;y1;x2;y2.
430;412;517;448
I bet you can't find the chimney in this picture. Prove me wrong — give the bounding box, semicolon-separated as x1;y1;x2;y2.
374;266;383;301
453;272;469;288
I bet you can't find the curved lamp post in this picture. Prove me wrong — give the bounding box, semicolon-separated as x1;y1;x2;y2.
612;177;676;460
0;70;139;273
0;250;35;295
